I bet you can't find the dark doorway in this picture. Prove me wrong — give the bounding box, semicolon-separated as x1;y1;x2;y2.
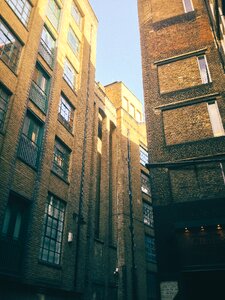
182;270;225;300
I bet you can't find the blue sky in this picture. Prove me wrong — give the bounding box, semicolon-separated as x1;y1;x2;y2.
89;0;144;102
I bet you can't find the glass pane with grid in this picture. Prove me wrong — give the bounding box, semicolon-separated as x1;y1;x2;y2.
47;0;60;30
145;235;156;263
0;20;22;71
39;195;65;265
39;26;55;67
0;86;10;129
58;95;74;131
63;59;76;89
71;2;82;28
140;146;148;165
52;139;70;180
143;202;154;227
6;0;32;26
141;172;151;195
68;27;80;56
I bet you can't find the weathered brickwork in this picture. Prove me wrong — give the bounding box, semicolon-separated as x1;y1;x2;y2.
138;0;225;298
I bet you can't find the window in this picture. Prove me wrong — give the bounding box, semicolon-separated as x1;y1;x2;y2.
182;0;194;13
207;101;225;137
39;26;55;67
98;113;103;140
140;146;148;166
39;194;66;265
141;172;151;195
197;56;211;84
29;64;50;113
71;2;82;28
52;138;70;180
143;201;154;227
6;0;32;26
18;112;43;168
0;193;29;274
47;0;60;30
0;20;22;71
68;27;80;56
130;103;135;118
136;110;141;122
145;235;156;263
58;94;74;131
63;58;77;89
147;272;158;300
0;84;11;130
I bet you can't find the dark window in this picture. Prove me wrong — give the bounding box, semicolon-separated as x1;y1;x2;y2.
141;172;151;195
39;26;55;67
29;64;50;113
147;272;158;300
0;84;11;130
58;94;74;132
18;112;43;168
6;0;32;26
222;0;225;15
0;20;22;71
140;146;148;166
0;193;30;274
98;114;103;140
145;235;157;263
143;201;154;227
47;0;60;30
52;138;70;180
39;194;66;265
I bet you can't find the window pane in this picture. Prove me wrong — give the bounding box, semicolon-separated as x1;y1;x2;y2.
47;0;60;29
58;95;74;131
63;59;76;89
183;0;194;12
39;194;66;265
141;172;151;195
207;102;225;137
6;0;32;26
0;20;22;71
0;85;10;129
71;2;82;28
140;146;148;165
143;202;154;227
198;56;211;84
145;235;157;263
52;139;70;180
68;27;80;56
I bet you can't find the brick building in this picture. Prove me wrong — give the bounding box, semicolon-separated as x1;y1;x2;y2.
138;0;225;299
0;0;155;298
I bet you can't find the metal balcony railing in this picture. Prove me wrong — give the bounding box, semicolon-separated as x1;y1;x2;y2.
18;133;39;168
52;153;69;181
0;237;23;275
29;81;48;113
39;40;54;68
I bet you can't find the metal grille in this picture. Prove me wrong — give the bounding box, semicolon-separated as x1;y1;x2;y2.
29;81;48;113
18;133;39;168
141;172;151;195
39;40;54;67
52;139;70;180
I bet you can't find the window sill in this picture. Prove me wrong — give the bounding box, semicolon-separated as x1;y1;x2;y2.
51;169;70;185
160;82;213;97
38;260;62;269
165;135;225;148
152;10;196;31
58;117;74;136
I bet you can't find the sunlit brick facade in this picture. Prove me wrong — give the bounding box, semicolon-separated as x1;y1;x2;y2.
138;0;225;299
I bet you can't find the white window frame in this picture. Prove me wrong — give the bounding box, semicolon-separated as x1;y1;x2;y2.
197;55;212;84
182;0;194;13
71;1;82;29
68;27;80;56
207;101;225;137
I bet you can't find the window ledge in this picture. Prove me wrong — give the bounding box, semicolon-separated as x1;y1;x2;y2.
51;169;70;185
38;260;62;269
152;10;196;31
160;82;213;97
58;117;74;136
63;77;78;97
